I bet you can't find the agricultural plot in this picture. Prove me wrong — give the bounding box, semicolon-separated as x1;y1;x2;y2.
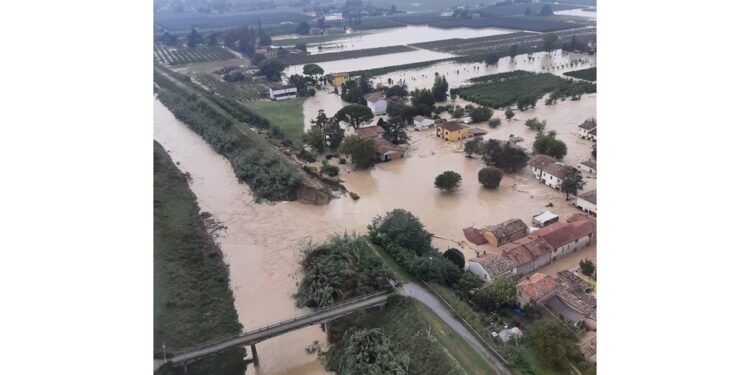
192;73;268;102
154;45;236;65
411;28;596;56
564;67;597;82
452;71;597;109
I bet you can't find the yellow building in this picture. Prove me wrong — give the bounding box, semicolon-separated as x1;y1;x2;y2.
436;121;470;141
330;72;349;88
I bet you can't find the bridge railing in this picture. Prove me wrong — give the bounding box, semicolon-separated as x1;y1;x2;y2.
170;289;393;357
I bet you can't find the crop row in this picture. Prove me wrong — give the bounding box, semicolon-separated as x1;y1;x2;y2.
451;71;596;109
192;73;266;102
563;67;597;82
154;45;235;65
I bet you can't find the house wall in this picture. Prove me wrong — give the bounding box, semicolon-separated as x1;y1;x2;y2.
541;171;562;189
368;100;387;114
578;128;589;138
531;166;543;180
516;261;535;276
577;198;597;215
533;252;551;269
482;232;499;247
332;76;348;87
437;127;470;141
467;261;491;281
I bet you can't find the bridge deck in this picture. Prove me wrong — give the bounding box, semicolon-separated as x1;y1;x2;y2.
168;291;391;364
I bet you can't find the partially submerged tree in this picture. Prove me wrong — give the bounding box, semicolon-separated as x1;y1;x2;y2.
464;137;482;157
525;117;547;133
579;259;595;277
338;135;377;169
533;134;568;159
504;107;515;120
443;248;465;269
302;63;324;77
561;166;585;200
528;319;579;371
434;171;462;192
489;117;501;129
335;104;374;129
432;74;449;102
469;106;493;123
478;167;504;189
482;140;529;172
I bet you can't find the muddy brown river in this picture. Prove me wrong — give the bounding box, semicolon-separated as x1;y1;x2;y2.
155;81;596;373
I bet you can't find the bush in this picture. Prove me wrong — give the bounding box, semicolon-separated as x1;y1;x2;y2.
579;259;595;277
469;106;493;123
504;107;515;119
434;170;462;192
478;167;503;189
488;118;501;128
443;248;466;269
525;117;547;133
320;161;339;177
533;134;567;159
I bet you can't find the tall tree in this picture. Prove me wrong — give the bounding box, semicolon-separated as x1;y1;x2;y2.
434;171;462;192
543;33;559;52
432;74;449;102
490;276;516;305
533;134;567;159
509;44;519;59
296;20;311;35
504;107;515;120
478;167;503;189
380;118;408;144
187;28;203;48
561;166;585;199
528;320;579;371
302;64;324;77
482;140;529;172
335;104;373;129
339;136;377;169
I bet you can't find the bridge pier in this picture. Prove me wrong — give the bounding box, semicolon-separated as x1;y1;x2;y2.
250;344;259;367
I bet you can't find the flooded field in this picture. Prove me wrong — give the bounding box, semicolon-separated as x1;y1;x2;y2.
286;48;454;75
555;8;597;19
299;25;515;55
373;50;596;90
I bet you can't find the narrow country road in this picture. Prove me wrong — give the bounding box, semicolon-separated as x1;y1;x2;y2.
400;283;513;375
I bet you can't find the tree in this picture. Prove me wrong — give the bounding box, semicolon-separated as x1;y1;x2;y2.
504;107;515;120
525;117;546;133
561;166;585;200
161;32;177;46
533;135;567;159
302;127;325;152
250;53;266;66
482;140;529;172
478;167;503;189
368;209;434;257
296;20;311;35
539;4;553;16
484;52;499;65
489;118;501;129
303;63;324;77
432;74;449;102
187;28;203;48
410;88;435;108
509;44;519;59
385;84;409;98
258;35;272;46
386;100;416;123
490;276;516;305
358;72;373;93
207;33;218;46
327;328;410;374
335;104;373;129
470;106;493;123
528;320;579;371
443;248;465;269
451;107;465;119
543;34;559;52
259;59;286;81
579;259;595;277
341;80;366;105
338;136;377;169
464;138;481;157
381;118;408;144
434;171;462;192
591;144;596;159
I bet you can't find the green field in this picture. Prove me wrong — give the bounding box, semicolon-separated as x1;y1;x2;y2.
153;141;246;374
245;99;305;143
272;32;370;47
453;71;597;109
564;67;597;82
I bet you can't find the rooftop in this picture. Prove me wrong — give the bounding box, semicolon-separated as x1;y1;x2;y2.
528;154;557;170
533;211;559;224
579;119;597;131
372;138;401;154
482;219;529;244
531;221;595;249
473;250;515;278
438;121;465;132
463;227;487;245
414;115;426;122
355;125;385;139
469;127;488;135
578;190;597;204
517;272;558;301
365;92;385;103
544;162;568;179
330;72;349;77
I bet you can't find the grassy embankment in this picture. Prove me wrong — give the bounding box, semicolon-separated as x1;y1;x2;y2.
564;67;597;82
154;67;303;202
452;71;597;109
245;99;305;144
153;141;246;375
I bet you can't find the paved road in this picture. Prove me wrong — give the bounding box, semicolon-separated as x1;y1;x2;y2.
167;292;390;365
401;283;513;375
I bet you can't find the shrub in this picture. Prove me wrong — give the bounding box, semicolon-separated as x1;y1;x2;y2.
580;259;595;277
525;117;547;133
320;161;339;177
478;167;503;189
488;118;501;128
533;134;567;159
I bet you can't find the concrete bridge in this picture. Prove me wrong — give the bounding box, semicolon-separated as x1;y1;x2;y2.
162;289;393;370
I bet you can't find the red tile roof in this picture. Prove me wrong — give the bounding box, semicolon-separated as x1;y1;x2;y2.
438;121;465;132
517;273;558;301
463;227;488;245
365;92;385;103
528;154;557;170
544;162;568;179
355;126;385;139
579;119;597;130
531;221;594;249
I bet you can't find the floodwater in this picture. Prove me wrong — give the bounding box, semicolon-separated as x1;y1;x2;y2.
302;25;515;55
555;8;597;19
372;50;596;90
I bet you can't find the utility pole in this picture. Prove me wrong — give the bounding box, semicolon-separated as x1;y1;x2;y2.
162;342;167;362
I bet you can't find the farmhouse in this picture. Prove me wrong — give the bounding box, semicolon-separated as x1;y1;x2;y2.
516;272;558;306
269;86;298;100
578;119;597;140
528;154;557;180
436;121;470;141
365;93;387;114
355;125;385;140
467;217;596;281
540;162;568;189
413;115;435;130
373;138;403;161
330;72;349;88
579;160;597;174
481;219;529;247
588;128;597;142
577;190;597;215
468;127;488;138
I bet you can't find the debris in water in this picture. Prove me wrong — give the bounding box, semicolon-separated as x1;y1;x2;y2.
349;192;360;200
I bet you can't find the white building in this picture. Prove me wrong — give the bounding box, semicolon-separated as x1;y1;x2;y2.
576;190;597;215
541;162;567;189
579;160;597;174
413;115;435;130
578;119;597;140
528;154;556;180
365;93;387;114
269;86;297;100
